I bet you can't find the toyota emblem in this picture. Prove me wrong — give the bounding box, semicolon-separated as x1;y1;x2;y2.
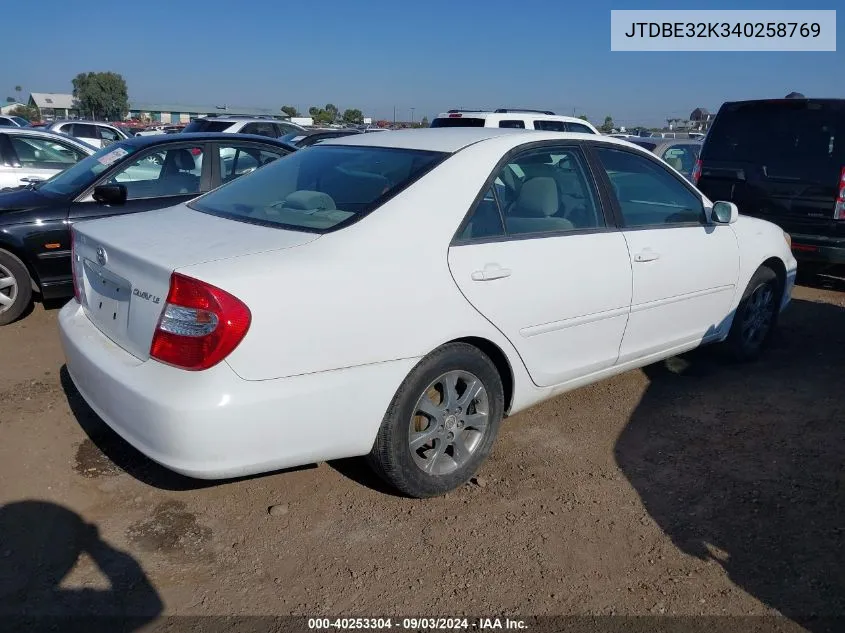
96;247;107;266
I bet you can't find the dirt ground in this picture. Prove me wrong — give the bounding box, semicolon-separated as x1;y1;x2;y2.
0;276;843;632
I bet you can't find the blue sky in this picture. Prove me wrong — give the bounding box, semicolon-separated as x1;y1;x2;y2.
2;0;841;126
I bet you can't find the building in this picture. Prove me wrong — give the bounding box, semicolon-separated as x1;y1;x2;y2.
29;93;80;119
128;102;285;124
665;107;714;133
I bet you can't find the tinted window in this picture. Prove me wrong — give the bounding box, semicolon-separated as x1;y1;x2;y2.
566;122;595;134
9;136;87;169
182;119;232;133
596;147;703;227
460;146;602;239
190;145;446;232
430;117;485;128
241;122;277;137
276;122;303;135
38;143;140;197
499;120;525;129
533;120;566;132
0;118;13;127
107;146;204;199
73;124;99;140
98;126;121;144
629;140;658;151
219;145;285;183
703;100;845;164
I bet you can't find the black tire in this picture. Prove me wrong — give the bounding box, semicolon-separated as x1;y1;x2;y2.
367;342;505;498
723;266;780;362
0;249;33;326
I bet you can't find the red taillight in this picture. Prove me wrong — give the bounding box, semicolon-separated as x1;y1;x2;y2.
70;228;81;303
150;273;251;371
691;159;702;184
834;166;845;220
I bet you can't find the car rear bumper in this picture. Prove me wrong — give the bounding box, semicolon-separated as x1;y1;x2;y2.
59;301;417;480
789;234;845;265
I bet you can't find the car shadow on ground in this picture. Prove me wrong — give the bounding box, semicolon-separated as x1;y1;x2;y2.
615;298;844;632
60;366;317;492
0;500;162;631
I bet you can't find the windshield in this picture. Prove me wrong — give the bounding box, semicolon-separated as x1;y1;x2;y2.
38;142;139;197
189;145;446;232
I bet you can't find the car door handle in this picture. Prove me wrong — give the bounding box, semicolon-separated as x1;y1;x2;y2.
20;177;44;183
633;250;660;263
471;264;512;281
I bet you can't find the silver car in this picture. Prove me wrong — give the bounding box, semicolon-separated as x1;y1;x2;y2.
0;127;95;190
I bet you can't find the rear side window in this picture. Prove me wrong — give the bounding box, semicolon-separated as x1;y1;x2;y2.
430;117;485;128
499;120;525;129
182;119;233;133
534;120;566;132
241;122;277;137
73;123;99;140
566;122;595;134
190;145;447;232
704;101;845;164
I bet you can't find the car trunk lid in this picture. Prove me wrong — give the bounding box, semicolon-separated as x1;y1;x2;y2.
72;204;319;360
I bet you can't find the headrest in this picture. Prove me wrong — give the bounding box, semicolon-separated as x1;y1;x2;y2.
511;177;558;217
281;190;336;212
172;149;196;171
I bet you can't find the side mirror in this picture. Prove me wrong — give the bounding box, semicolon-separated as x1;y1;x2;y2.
712;201;738;224
92;184;127;206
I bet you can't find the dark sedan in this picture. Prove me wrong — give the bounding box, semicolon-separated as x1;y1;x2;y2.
0;133;296;325
279;128;363;148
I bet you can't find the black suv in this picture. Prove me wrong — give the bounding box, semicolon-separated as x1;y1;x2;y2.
695;98;845;271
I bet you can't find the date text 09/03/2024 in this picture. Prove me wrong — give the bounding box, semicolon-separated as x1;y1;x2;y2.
307;618;528;630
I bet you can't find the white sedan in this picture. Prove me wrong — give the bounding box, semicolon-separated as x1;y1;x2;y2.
59;128;797;498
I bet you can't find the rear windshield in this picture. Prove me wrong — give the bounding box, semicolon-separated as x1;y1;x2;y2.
430;117;485;128
703;100;845;164
182;119;232;133
189;145;447;232
629;140;658;151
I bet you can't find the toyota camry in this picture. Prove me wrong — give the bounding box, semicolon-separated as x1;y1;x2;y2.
59;128;797;498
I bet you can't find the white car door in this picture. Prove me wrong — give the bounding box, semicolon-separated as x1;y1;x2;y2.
448;144;632;387
3;134;90;187
591;145;740;363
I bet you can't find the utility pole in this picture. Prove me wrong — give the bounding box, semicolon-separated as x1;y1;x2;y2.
393;105;396;127
410;107;415;124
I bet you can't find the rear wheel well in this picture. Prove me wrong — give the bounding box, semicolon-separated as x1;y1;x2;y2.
450;337;514;414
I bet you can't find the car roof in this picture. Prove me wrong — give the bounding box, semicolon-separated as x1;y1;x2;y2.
321;127;635;153
1;126;97;149
433;111;591;123
117;132;298;149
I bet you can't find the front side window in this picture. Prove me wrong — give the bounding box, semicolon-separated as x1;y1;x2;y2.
595;146;704;227
98;126;121;144
182;119;232;133
9;136;87;169
190;145;446;232
219;145;285;183
499;120;525;129
106;146;204;199
459;146;603;240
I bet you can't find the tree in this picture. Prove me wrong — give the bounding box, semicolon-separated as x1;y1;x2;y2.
9;105;38;121
599;115;614;133
72;71;129;121
308;106;319;117
281;105;298;117
578;114;588;121
342;108;363;125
